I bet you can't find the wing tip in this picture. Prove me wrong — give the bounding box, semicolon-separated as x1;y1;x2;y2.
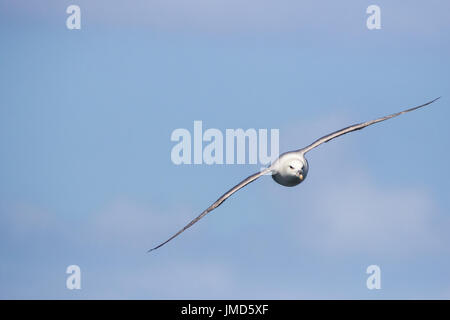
430;96;441;103
147;245;162;253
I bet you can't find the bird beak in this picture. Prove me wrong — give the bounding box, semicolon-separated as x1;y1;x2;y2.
299;174;304;180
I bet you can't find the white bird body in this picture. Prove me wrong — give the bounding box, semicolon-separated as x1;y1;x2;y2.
271;152;308;187
149;97;440;252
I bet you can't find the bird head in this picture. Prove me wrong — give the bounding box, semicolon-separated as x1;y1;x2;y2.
284;158;308;181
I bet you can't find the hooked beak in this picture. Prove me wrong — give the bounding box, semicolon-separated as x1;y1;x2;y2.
297;171;304;181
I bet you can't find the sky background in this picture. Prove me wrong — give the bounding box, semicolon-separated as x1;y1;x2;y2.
1;0;449;299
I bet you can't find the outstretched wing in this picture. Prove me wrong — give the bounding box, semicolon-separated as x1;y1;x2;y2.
148;167;272;252
300;97;440;154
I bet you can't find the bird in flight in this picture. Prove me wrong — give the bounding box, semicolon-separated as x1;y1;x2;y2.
149;97;440;252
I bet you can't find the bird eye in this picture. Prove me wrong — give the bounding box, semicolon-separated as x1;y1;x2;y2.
289;165;294;169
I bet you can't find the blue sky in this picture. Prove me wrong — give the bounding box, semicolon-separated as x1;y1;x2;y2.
0;0;449;299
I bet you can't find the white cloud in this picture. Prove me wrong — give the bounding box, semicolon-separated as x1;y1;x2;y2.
275;114;446;257
290;171;441;256
0;198;240;298
87;197;190;250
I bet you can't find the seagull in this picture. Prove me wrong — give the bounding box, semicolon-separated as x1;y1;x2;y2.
149;97;440;252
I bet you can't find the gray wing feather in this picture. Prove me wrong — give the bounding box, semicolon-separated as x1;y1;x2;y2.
300;97;440;154
148;167;272;252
